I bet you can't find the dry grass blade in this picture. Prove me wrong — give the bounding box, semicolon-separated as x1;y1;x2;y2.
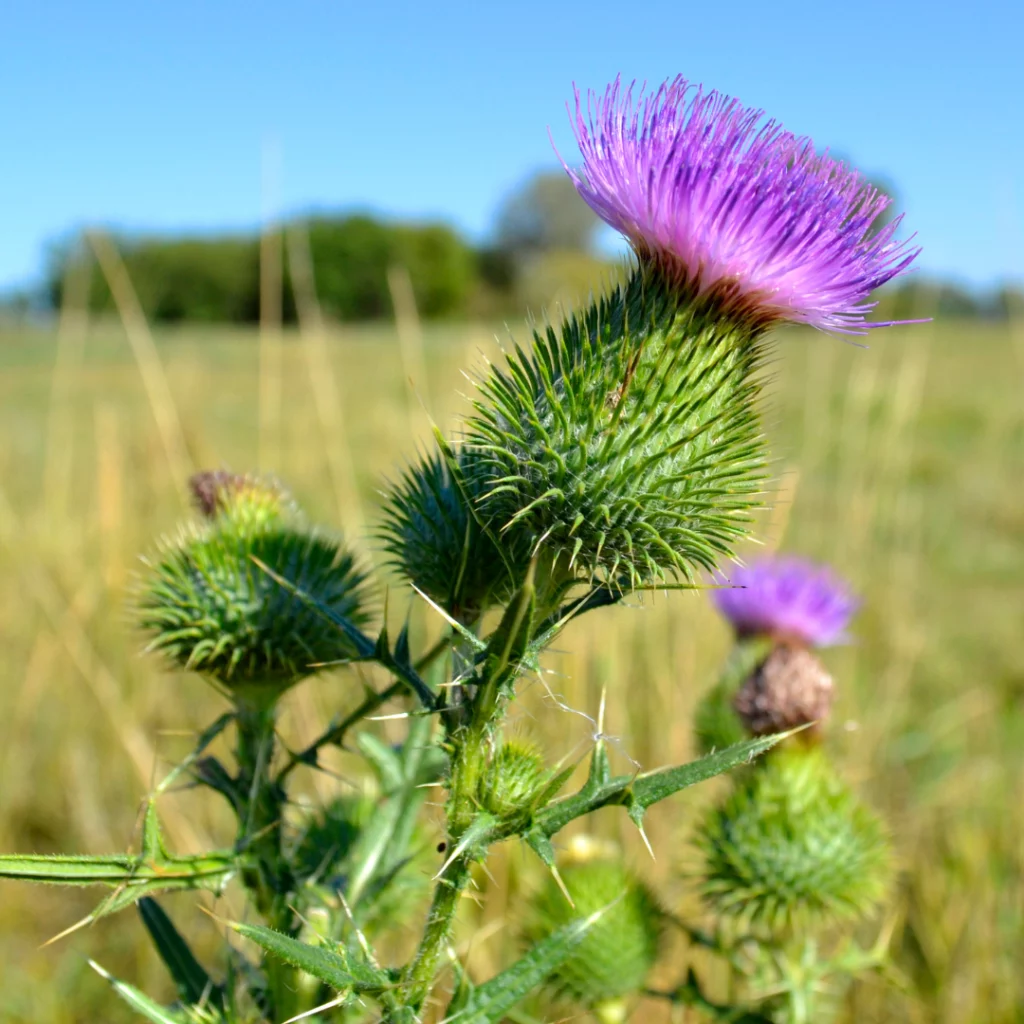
86;230;192;504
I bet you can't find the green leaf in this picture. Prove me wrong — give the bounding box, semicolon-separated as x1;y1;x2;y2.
228;921;392;994
138;898;219;1007
347;713;438;911
536;732;791;840
0;853;153;885
357;732;405;793
89;960;187;1024
0;849;238;925
630;732;790;809
524;829;555;867
444;907;608;1023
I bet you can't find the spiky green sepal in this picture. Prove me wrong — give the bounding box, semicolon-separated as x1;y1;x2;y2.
139;477;369;698
379;446;528;619
527;853;663;1012
465;266;769;589
697;746;891;936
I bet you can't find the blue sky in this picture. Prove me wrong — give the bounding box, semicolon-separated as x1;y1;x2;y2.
2;0;1021;292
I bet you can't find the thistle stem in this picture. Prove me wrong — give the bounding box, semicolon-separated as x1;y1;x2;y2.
234;696;300;1018
401;718;486;1009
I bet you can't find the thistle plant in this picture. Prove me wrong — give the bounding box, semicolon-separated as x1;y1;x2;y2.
0;75;919;1024
687;556;894;1023
695;556;859;753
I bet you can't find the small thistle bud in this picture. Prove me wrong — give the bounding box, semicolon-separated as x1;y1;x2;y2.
188;469;295;532
479;738;549;819
138;473;369;701
527;849;663;1017
697;746;891;935
734;644;835;737
379;446;527;620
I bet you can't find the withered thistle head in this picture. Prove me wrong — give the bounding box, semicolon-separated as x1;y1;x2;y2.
734;643;835;737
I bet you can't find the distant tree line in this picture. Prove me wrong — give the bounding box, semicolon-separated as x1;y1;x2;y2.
47;215;516;323
30;171;1024;325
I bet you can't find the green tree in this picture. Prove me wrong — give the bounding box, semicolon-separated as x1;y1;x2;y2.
495;170;601;255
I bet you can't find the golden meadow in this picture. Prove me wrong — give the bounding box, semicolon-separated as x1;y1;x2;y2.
0;263;1022;1022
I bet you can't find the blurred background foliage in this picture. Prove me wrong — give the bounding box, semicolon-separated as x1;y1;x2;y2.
14;169;1022;329
0;166;1022;1023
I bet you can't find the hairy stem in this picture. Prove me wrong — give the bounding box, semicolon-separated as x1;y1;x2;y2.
401;734;483;1009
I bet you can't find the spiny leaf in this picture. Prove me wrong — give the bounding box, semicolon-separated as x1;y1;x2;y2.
476;562;537;712
630;731;792;809
444;907;609;1023
89;960;187;1024
0;850;236;888
227;921;392;993
535;732;791;840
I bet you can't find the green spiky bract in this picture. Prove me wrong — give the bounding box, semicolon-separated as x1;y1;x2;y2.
139;480;369;699
479;737;550;819
527;855;663;1016
379;445;527;619
466;266;769;589
698;746;891;936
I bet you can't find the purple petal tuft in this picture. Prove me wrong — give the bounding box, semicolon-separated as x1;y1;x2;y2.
712;556;859;647
560;76;921;334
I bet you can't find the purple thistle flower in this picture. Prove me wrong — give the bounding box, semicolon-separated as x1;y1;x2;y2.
560;76;921;334
712;556;859;647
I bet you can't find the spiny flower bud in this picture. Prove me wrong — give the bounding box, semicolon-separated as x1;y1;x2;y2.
478;737;550;819
379;446;527;620
139;472;369;701
697;746;890;935
467;268;768;589
734;644;835;737
526;848;663;1018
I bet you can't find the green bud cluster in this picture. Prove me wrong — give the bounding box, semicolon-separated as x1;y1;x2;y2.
466;267;769;588
379;446;528;620
527;848;663;1018
138;471;369;700
697;745;891;935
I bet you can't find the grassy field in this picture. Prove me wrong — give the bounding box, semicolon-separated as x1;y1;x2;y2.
0;305;1022;1022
